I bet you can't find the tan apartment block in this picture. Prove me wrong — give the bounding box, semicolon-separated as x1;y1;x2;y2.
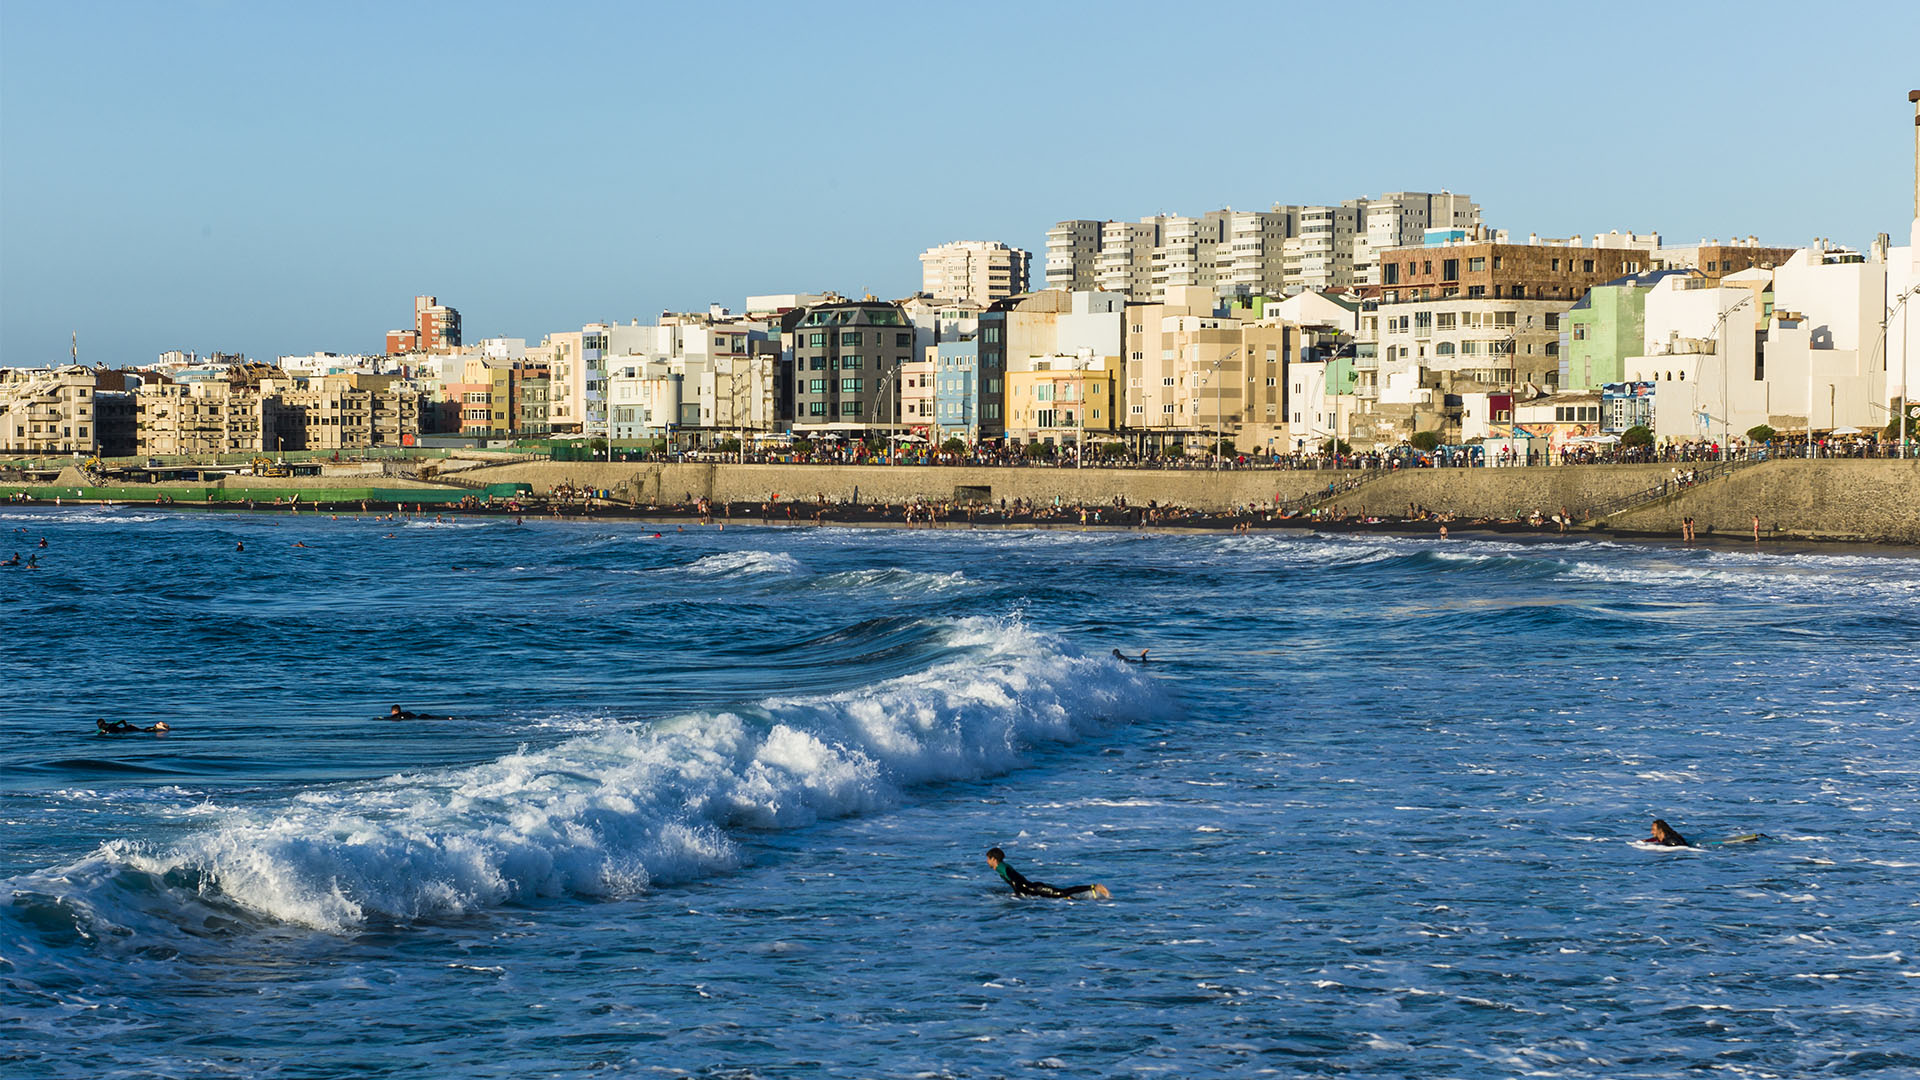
920;241;1031;305
1;366;99;456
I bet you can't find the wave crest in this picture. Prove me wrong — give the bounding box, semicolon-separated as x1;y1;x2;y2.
11;618;1161;933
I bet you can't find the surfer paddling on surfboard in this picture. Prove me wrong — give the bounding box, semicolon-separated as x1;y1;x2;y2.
985;847;1110;900
1112;649;1148;664
1645;819;1690;846
1642;819;1768;847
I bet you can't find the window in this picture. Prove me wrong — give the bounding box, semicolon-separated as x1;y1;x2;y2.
840;401;863;416
896;333;912;347
1383;263;1398;285
1551;258;1561;272
841;378;863;393
984;328;1002;343
809;379;826;393
1468;257;1486;272
840;331;863;346
1583;260;1595;273
809;402;826;416
1437;312;1456;330
1571;325;1588;341
810;356;827;370
1442;259;1459;280
1467;285;1486;299
1544;313;1560;331
841;355;864;369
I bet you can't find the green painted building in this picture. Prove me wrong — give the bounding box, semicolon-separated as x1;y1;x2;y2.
1560;269;1698;391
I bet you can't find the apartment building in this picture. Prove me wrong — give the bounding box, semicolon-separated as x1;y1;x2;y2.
1352;192;1482;286
1221;208;1302;298
1044;220;1103;291
919;241;1030;304
1650;237;1800;281
1004;354;1120;448
1284;202;1365;291
1120;288;1295;452
135;381;272;457
1377;240;1645;303
1095;218;1163;298
1048;193;1477;301
780;299;918;432
386;295;461;354
899;352;936;434
0;366;100;456
1152;212;1231;295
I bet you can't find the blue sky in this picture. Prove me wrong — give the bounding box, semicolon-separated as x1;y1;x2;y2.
3;1;1917;367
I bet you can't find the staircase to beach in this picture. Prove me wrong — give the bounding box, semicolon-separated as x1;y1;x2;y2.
1579;457;1762;524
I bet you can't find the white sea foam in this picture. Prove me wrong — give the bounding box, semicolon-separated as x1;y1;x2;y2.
20;617;1161;932
684;550;803;576
803;567;970;595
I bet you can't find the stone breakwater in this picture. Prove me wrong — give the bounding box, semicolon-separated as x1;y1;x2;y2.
454;458;1920;545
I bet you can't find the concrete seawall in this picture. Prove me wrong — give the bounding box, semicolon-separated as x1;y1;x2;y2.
1602;459;1920;544
455;459;1920;544
453;461;1361;511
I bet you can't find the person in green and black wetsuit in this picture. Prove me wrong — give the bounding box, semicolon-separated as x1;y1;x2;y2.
984;847;1109;899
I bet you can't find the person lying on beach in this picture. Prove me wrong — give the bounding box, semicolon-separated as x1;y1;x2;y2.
985;847;1110;899
97;718;170;734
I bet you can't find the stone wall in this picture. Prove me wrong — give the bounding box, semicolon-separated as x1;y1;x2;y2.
455;461;1359;511
1327;464;1680;520
1605;459;1920;543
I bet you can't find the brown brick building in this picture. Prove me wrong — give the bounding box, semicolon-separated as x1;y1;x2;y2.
1375;243;1645;303
1690;243;1797;281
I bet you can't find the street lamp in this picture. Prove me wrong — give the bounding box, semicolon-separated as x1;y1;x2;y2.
1209;347;1241;471
1714;293;1754;459
1870;285;1920;458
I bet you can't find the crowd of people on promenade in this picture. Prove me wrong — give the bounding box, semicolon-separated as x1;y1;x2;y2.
575;429;1910;471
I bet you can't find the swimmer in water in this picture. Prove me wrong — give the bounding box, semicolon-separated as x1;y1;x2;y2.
1112;649;1149;663
1645;819;1690;847
387;705;447;720
97;718;170;734
235;540;245;552
985;847;1110;899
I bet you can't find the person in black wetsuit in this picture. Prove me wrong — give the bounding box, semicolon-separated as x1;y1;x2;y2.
1645;819;1690;846
97;718;170;734
387;705;448;720
1111;649;1148;663
985;847;1109;899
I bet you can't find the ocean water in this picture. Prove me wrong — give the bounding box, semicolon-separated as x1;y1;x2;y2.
3;506;1919;1078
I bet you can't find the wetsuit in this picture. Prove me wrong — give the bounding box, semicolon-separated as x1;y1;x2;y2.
995;861;1099;899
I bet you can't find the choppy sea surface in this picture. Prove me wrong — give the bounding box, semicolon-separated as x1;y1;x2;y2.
3;506;1918;1079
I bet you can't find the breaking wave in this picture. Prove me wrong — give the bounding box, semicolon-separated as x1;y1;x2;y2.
4;618;1162;936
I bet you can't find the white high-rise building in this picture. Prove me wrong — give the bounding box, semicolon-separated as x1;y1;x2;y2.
1353;191;1482;286
1047;191;1481;301
1045;220;1103;291
918;241;1030;304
